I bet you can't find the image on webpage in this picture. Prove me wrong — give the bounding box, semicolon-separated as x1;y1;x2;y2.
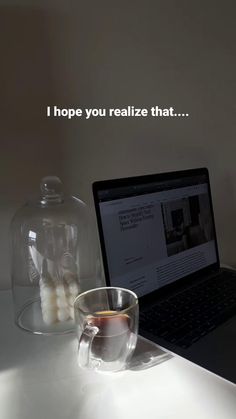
161;193;214;257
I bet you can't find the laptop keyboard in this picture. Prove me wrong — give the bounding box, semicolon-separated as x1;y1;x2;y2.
139;271;236;349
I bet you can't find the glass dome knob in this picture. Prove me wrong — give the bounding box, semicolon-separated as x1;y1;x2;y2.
40;176;63;204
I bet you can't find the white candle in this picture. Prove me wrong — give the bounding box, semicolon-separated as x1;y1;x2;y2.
42;308;57;325
57;307;70;322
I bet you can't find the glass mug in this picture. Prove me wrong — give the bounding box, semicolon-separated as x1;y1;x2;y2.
74;287;139;372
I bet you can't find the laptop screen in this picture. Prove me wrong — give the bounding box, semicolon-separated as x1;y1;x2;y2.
94;170;218;298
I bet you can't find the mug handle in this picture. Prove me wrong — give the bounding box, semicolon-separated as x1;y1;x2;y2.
78;324;99;368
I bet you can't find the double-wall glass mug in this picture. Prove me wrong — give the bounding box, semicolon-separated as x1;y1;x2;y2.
74;287;139;372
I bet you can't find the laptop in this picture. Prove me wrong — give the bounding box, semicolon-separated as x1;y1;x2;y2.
93;168;236;384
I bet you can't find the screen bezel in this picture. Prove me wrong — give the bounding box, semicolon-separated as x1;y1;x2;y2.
93;168;220;302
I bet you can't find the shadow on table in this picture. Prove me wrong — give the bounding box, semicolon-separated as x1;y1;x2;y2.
128;336;172;371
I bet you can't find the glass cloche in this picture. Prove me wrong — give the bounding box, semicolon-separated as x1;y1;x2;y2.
11;176;103;334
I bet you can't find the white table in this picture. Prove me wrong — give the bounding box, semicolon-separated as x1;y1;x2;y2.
0;290;235;419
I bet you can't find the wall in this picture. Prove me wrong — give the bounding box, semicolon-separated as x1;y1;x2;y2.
1;1;236;288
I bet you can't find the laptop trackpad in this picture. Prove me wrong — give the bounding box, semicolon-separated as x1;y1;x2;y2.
187;316;236;383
